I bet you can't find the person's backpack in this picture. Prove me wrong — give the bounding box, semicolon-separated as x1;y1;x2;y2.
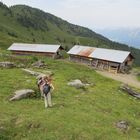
43;84;51;96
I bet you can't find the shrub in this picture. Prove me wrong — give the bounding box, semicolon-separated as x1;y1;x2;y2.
7;32;18;38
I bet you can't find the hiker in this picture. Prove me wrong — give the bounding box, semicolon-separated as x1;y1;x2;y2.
37;76;54;108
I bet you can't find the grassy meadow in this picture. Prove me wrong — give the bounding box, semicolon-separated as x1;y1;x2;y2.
0;54;140;140
138;77;140;81
136;68;140;81
137;74;140;81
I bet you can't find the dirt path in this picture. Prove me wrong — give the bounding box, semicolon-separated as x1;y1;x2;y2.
96;70;140;89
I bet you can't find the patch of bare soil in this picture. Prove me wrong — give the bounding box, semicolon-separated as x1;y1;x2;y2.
96;70;140;89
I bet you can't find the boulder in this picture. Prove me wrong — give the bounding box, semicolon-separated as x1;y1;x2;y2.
32;60;46;68
22;68;53;79
67;79;87;88
0;62;16;68
9;89;35;101
17;63;25;68
116;120;129;131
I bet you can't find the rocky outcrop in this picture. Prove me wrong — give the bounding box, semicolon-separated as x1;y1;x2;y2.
32;60;47;68
0;62;16;68
22;68;43;76
22;68;53;79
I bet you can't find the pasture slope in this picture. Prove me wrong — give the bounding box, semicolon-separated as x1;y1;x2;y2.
0;54;140;140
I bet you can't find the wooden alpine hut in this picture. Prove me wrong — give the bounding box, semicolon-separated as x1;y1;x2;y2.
67;45;134;73
8;43;63;58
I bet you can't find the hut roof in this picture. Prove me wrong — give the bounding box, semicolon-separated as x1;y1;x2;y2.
8;43;61;53
68;45;132;63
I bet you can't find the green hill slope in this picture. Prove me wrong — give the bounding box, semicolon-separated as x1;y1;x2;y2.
0;2;140;66
0;54;140;140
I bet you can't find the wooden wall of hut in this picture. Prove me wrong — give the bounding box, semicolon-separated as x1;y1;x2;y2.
69;54;134;74
11;51;55;58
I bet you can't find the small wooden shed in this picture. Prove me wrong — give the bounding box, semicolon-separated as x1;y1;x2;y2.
68;45;134;73
8;43;63;58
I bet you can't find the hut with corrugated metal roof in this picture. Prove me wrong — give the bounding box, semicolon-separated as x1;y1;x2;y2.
8;43;63;58
67;45;134;73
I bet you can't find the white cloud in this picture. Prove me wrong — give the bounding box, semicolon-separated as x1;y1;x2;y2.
51;0;140;28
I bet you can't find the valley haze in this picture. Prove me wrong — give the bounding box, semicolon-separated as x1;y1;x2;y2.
95;28;140;49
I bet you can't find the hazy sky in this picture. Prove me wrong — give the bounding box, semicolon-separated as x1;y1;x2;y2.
2;0;140;29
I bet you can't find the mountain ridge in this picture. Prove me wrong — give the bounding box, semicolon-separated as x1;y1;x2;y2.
0;2;140;66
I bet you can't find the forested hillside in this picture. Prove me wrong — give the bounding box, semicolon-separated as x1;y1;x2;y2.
0;2;140;66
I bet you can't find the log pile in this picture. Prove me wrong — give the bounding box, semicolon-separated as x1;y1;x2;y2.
120;84;140;99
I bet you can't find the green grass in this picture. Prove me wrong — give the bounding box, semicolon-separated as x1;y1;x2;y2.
138;77;140;81
133;67;140;82
0;55;140;140
137;74;140;81
136;68;140;81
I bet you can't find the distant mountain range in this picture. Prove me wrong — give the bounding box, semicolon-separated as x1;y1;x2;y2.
96;28;140;49
0;2;140;66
